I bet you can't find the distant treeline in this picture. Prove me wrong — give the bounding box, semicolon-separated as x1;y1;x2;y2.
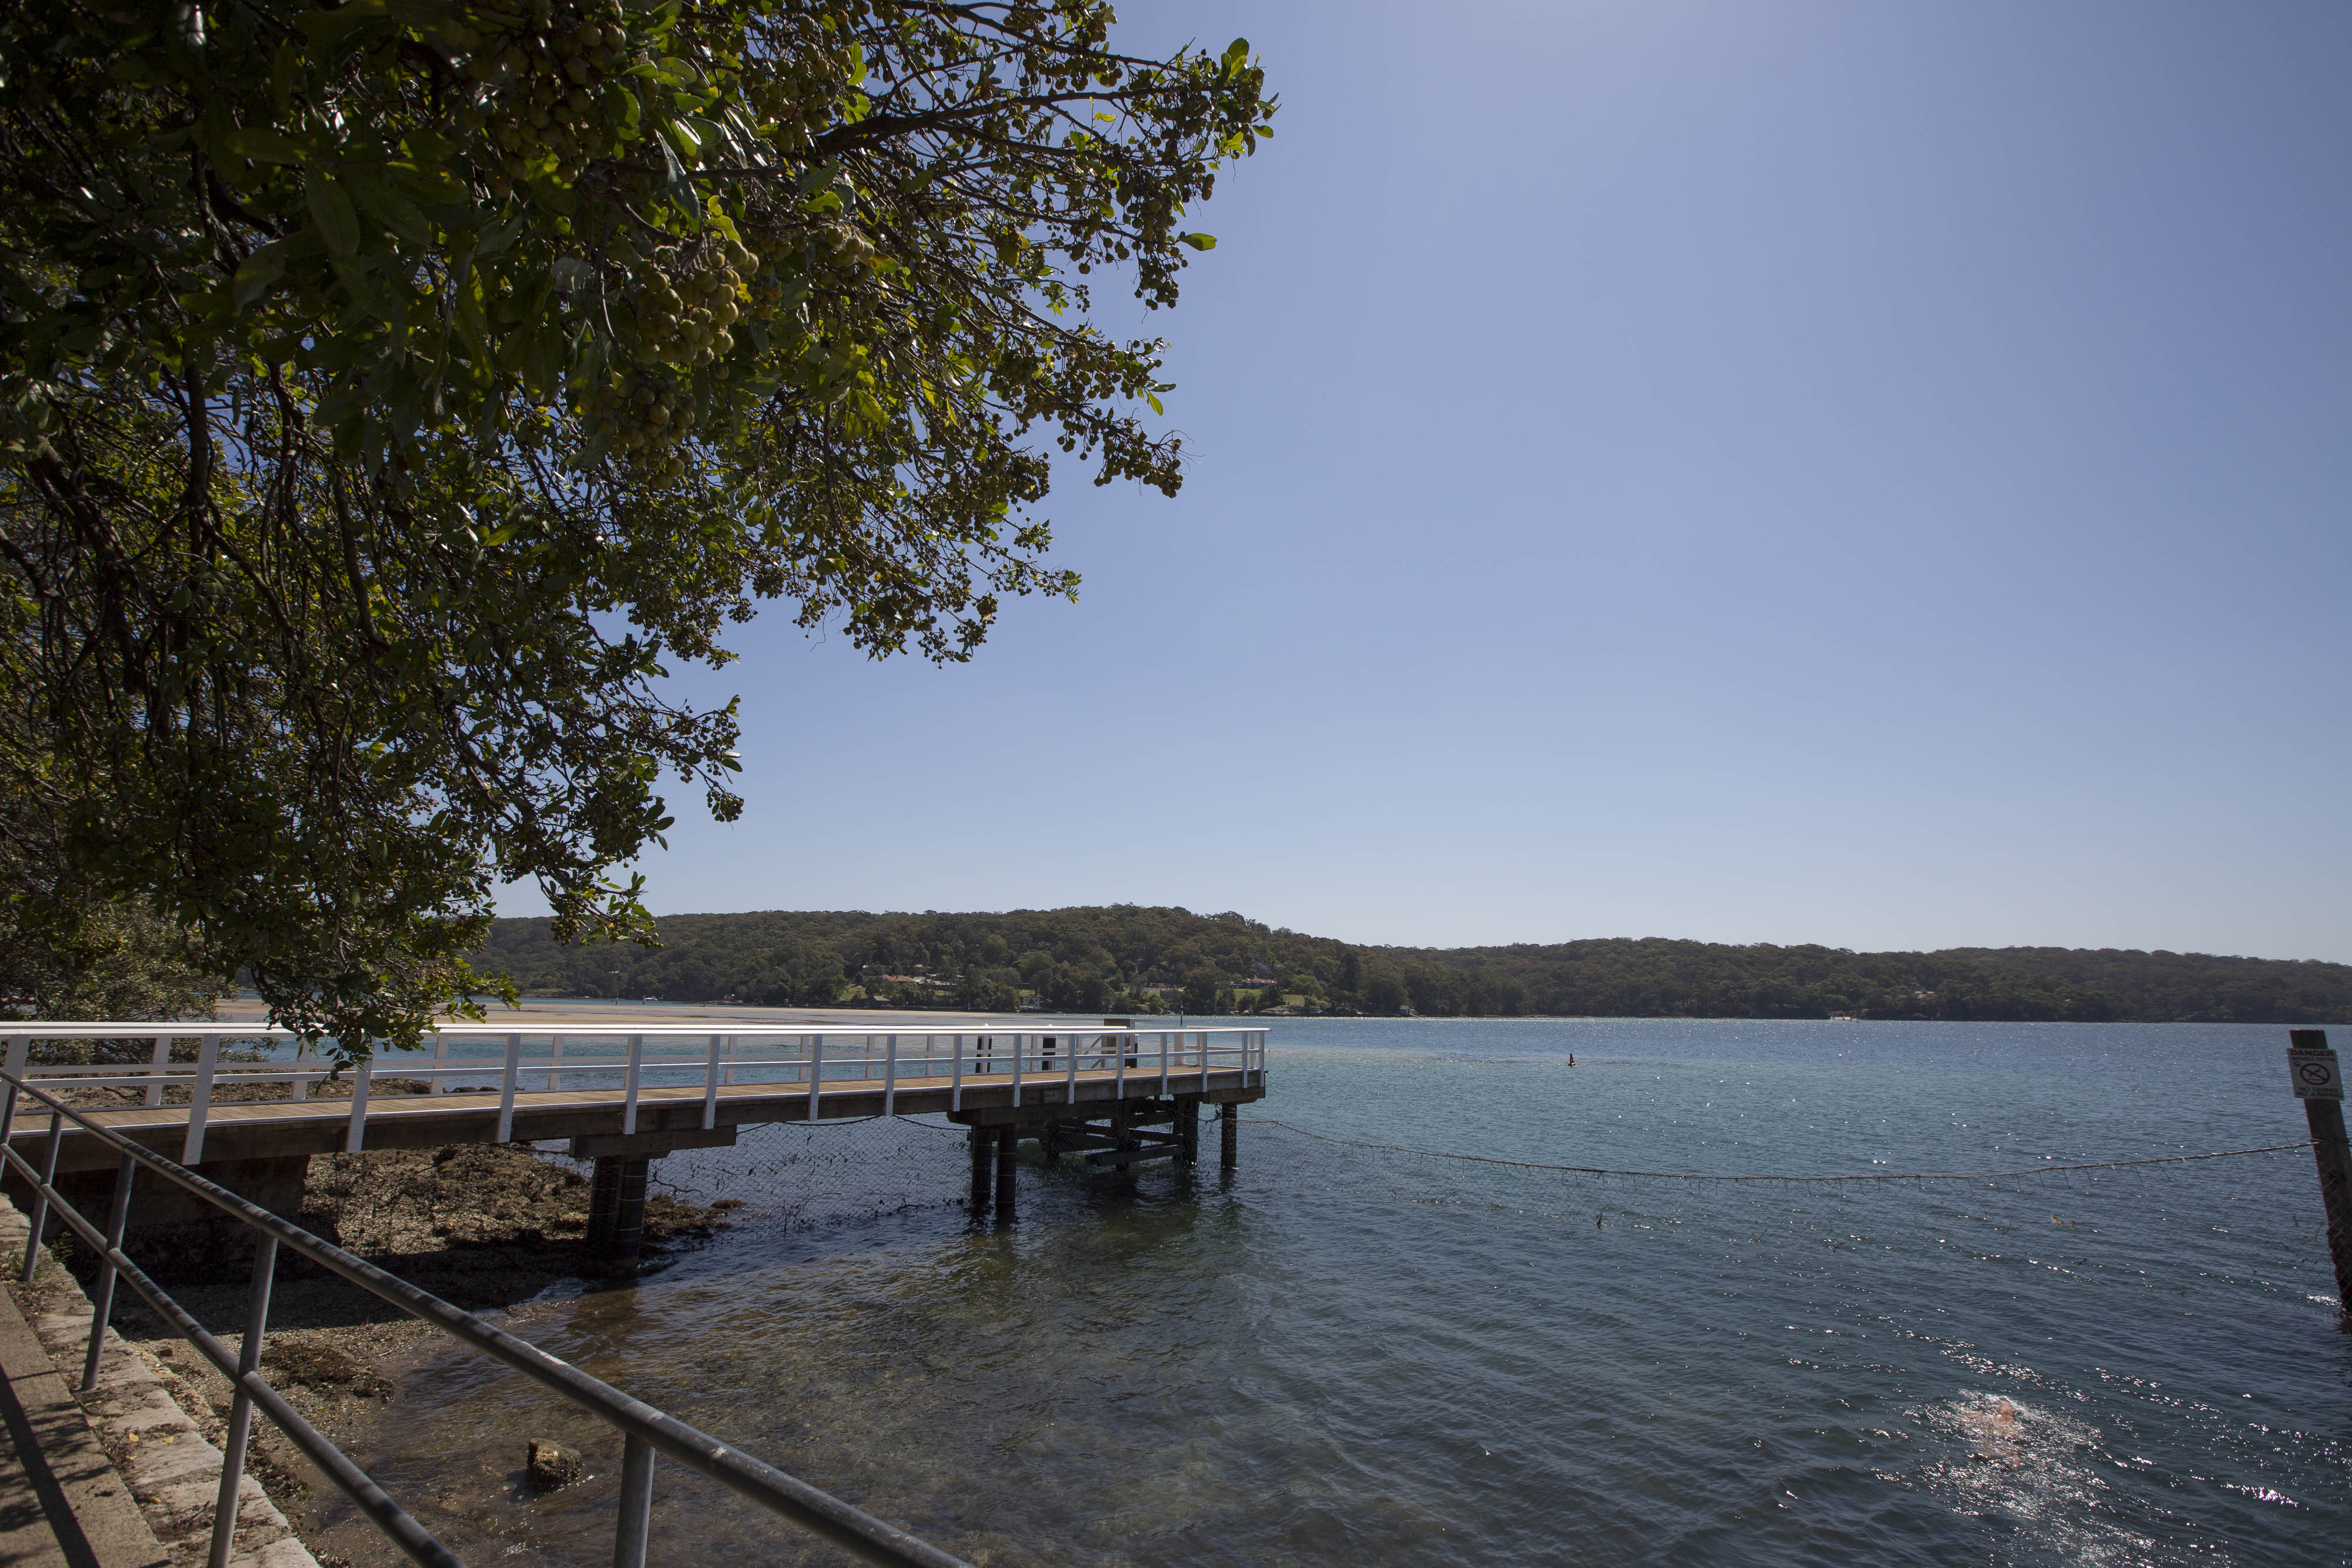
472;906;2352;1024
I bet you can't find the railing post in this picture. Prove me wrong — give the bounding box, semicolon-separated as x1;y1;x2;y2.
1200;1031;1210;1094
951;1035;963;1113
722;1035;738;1088
1064;1038;1076;1102
1158;1031;1169;1096
0;1034;27;1143
429;1031;449;1094
549;1034;566;1092
622;1034;645;1136
289;1037;308;1102
81;1153;136;1392
702;1035;722;1131
1011;1036;1021;1109
614;1432;656;1568
345;1052;373;1153
497;1034;522;1142
21;1111;62;1281
207;1234;279;1568
185;1033;220;1164
884;1035;897;1119
807;1035;822;1122
143;1034;168;1109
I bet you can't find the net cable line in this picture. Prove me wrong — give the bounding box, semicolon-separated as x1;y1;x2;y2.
1240;1117;2317;1183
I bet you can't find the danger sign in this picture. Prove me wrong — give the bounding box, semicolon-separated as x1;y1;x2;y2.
2288;1047;2344;1101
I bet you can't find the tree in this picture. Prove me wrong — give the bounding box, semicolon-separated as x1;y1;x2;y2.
1178;964;1217;1017
0;1;1272;1050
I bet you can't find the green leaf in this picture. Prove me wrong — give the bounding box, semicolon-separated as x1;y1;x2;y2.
1220;38;1251;78
223;126;309;165
604;83;643;139
475;211;526;258
328;253;387;320
385;161;465;204
656;116;701;165
305;168;362;260
452;278;490;361
1146;392;1164;415
232;242;288;308
300;0;402;61
1178;232;1217;251
704;195;742;244
345;166;435;249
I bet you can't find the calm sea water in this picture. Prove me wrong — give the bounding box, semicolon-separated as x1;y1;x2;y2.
315;1018;2351;1566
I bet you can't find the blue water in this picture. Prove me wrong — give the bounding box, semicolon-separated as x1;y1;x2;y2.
325;1018;2351;1566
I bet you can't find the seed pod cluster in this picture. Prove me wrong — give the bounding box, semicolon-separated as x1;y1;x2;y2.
737;14;858;145
748;267;792;315
630;238;758;371
461;4;637;186
592;373;697;482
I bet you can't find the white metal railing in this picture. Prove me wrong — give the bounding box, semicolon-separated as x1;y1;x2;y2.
0;1024;1270;1163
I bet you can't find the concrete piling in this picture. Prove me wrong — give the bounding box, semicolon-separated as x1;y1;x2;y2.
610;1156;650;1271
586;1155;623;1253
995;1121;1018;1219
586;1154;652;1271
969;1125;994;1212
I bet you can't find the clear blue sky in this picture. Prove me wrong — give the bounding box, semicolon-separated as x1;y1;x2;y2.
505;0;2352;961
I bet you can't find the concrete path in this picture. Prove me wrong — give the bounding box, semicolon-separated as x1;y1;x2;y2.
0;1269;166;1568
0;1204;315;1568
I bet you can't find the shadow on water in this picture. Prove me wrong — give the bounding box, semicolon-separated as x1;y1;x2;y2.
300;1019;2351;1568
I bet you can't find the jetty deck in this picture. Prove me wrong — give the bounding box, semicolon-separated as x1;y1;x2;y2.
0;1024;1268;1172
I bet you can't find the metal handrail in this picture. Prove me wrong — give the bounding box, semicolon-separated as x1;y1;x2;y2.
0;1070;972;1568
0;1027;1271;1164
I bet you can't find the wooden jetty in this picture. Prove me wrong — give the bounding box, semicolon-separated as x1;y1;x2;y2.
0;1024;1268;1266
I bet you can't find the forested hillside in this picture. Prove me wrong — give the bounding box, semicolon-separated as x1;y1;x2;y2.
474;907;2352;1023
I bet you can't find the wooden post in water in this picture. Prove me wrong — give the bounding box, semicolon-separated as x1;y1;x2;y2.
968;1125;994;1212
995;1122;1018;1219
2288;1030;2352;1318
1220;1102;1238;1171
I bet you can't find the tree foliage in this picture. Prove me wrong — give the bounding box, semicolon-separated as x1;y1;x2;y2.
480;906;2352;1025
0;0;1272;1048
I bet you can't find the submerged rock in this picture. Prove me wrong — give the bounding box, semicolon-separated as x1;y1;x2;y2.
527;1439;583;1494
